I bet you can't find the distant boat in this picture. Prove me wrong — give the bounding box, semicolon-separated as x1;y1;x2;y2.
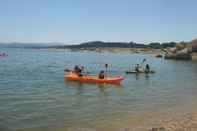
0;53;8;57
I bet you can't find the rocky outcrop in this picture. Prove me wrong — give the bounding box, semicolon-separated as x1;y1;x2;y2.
192;53;197;61
164;48;191;60
191;39;197;52
164;39;197;60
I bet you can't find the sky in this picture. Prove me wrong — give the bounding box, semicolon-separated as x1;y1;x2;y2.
0;0;197;44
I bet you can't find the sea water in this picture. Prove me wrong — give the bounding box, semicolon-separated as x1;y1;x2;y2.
0;48;197;131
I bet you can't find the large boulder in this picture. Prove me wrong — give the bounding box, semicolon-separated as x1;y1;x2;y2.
164;38;197;60
176;43;186;51
175;48;191;60
165;49;191;60
168;47;177;53
190;39;197;52
165;43;191;60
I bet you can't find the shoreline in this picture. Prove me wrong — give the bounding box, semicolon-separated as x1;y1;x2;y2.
41;47;163;55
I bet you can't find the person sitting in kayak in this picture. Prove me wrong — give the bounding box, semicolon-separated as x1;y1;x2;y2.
145;64;150;73
80;66;85;73
74;65;79;72
135;64;140;73
98;70;105;79
74;65;83;76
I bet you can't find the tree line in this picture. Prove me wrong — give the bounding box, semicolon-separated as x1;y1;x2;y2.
54;41;177;49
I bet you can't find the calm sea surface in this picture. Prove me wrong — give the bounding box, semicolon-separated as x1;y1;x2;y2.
0;48;197;131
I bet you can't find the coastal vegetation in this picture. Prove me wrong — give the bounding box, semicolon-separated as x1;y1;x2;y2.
52;41;176;49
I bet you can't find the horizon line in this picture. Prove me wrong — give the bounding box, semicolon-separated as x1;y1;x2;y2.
0;39;195;45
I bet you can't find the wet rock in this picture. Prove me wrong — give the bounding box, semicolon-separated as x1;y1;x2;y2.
155;54;163;58
176;43;186;51
148;127;166;131
165;51;191;60
164;53;176;59
175;48;191;60
164;42;193;60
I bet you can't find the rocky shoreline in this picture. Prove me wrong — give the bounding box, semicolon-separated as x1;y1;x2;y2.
66;112;197;131
148;113;197;131
111;112;197;131
164;39;197;61
45;39;197;61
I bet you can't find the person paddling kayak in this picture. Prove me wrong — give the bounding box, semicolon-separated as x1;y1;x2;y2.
135;64;140;73
73;65;83;76
98;70;105;79
145;64;150;73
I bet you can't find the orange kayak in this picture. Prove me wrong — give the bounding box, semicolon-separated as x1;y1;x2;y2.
65;72;124;84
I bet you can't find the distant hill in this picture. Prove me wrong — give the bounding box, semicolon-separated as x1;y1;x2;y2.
52;41;177;49
0;41;178;49
64;41;146;48
0;42;64;48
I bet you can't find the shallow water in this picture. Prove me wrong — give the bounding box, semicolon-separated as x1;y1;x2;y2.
0;48;197;131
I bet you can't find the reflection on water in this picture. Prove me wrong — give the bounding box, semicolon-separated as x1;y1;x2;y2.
133;73;150;80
